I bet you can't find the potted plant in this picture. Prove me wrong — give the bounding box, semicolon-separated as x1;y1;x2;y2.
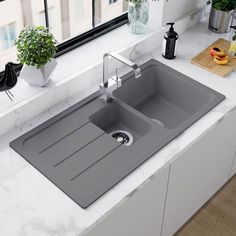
208;0;236;33
15;26;57;87
127;0;150;34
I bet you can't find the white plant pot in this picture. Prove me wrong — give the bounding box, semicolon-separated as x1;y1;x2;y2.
20;59;57;87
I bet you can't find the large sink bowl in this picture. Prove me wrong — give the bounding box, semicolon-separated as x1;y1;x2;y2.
114;60;225;129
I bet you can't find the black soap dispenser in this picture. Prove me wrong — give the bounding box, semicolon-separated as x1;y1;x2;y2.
162;23;178;59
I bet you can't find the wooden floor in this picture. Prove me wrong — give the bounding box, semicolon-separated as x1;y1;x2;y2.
176;175;236;236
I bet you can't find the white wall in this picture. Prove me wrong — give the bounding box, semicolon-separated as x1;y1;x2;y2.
149;0;165;30
162;0;207;24
143;0;206;30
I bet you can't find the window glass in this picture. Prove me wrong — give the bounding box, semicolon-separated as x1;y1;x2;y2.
0;0;47;71
75;0;86;18
95;0;128;26
61;0;93;40
0;0;127;71
0;23;16;50
109;0;118;4
39;7;60;41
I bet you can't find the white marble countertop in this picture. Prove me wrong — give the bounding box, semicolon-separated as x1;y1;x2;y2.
1;20;236;236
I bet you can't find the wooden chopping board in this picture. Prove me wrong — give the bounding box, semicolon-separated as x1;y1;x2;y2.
191;38;236;77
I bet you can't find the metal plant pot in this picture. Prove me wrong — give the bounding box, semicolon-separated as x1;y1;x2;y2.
209;7;234;34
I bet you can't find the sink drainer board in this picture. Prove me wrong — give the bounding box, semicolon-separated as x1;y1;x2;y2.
10;60;225;208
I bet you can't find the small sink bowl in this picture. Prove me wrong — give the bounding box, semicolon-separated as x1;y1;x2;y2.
89;102;151;145
114;60;224;129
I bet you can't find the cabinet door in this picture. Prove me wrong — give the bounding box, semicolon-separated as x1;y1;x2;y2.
86;166;170;236
162;111;236;236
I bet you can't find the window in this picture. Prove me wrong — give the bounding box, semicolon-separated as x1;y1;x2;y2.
74;0;86;18
95;0;127;26
0;0;128;73
0;23;16;50
109;0;118;4
39;7;60;41
39;7;55;30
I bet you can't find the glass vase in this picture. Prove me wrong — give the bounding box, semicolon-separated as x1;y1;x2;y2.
128;1;150;35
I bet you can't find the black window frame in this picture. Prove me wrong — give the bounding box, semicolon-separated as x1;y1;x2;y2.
0;0;128;77
109;0;118;4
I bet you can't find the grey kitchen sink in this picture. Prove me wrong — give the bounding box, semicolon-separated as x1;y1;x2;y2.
10;59;225;208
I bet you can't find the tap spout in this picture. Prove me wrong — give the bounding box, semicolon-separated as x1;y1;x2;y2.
103;52;141;88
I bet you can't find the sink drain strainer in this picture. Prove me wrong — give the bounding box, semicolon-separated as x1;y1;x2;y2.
109;130;134;146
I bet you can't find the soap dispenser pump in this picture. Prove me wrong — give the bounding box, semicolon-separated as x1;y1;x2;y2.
162;23;178;59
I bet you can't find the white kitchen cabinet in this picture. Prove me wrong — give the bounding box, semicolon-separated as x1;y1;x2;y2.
86;166;170;236
162;110;236;236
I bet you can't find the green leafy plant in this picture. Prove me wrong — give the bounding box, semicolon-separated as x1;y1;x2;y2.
15;26;57;69
212;0;236;11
